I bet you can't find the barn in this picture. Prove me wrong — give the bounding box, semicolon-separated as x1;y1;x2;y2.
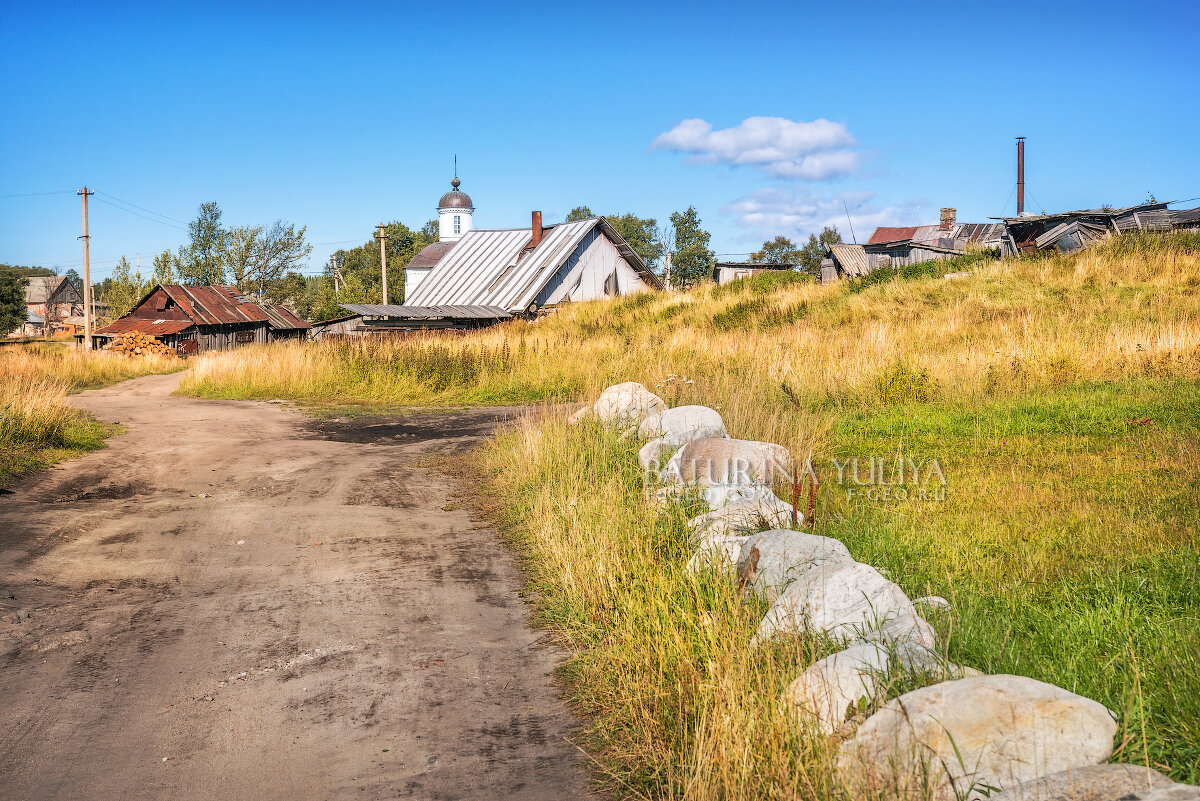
93;285;309;353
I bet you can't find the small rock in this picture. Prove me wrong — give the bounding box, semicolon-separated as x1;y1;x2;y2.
32;629;90;653
736;530;853;603
837;675;1119;801
914;595;952;611
989;763;1176;801
755;561;915;645
236;540;246;546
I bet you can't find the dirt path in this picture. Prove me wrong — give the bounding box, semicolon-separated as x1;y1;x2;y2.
0;373;595;800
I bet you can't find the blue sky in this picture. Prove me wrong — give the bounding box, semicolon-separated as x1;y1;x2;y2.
2;1;1198;280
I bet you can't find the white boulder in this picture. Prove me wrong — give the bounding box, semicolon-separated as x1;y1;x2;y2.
783;641;890;735
736;530;854;603
687;495;797;545
638;405;727;445
988;763;1176;801
589;382;666;428
837;675;1119;801
672;437;794;487
684;534;748;573
914;595;952;611
754;561;915;644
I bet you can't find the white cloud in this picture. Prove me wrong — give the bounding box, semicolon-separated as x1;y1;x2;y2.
651;116;858;180
721;187;908;241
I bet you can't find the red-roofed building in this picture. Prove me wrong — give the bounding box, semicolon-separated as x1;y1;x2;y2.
92;285;309;353
866;226;920;246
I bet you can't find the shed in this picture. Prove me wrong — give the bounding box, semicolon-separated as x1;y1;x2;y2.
711;262;796;285
996;201;1172;255
24;275;82;332
93;285;309;353
334;304;512;335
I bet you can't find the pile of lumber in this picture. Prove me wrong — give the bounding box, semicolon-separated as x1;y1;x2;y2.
103;331;178;358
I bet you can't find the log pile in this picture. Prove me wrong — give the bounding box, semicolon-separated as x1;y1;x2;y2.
103;331;179;358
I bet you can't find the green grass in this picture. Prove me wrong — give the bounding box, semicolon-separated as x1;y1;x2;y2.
0;418;122;487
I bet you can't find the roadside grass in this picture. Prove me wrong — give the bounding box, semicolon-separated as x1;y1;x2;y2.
0;343;181;485
179;232;1200;790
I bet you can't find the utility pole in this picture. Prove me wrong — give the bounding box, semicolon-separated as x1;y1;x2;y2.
376;224;388;304
78;187;94;350
330;255;339;294
1016;136;1026;216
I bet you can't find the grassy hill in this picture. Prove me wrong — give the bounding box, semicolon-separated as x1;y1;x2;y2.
181;232;1200;795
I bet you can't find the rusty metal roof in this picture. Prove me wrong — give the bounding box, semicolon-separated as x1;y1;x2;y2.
867;226;919;245
94;318;195;336
340;304;511;320
258;302;310;330
407;241;456;270
153;285;270;325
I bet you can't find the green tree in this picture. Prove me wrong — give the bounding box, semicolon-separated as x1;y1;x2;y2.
152;250;174;285
177;202;228;285
332;219;439;304
668;206;715;288
605;213;663;271
104;257;149;318
750;235;801;264
64;269;83;294
225;221;312;294
796;226;843;277
565;206;594;222
0;268;28;337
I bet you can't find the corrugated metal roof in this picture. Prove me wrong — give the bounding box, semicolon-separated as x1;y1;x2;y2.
26;309;44;323
155;285;270;325
995;201;1169;224
715;261;796;268
258;303;310;330
94;318;196;336
340;304;511;320
405;218;660;312
828;244;870;277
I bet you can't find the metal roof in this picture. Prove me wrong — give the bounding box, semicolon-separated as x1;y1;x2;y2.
407;240;456;270
827;244;870;277
715;261;796;269
26;309;44;323
152;285;270;325
437;188;474;210
994;201;1169;224
94;318;196;336
339;304;512;320
258;302;310;330
404;217;660;312
867;226;919;245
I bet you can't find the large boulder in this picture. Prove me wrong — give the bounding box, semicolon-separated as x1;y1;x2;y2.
837;675;1119;801
783;642;890;735
687;495;797;545
684;534;748;573
589;382;666;428
638;405;727;445
989;764;1176;801
672;437;794;487
755;560;915;644
736;530;854;603
860;612;937;652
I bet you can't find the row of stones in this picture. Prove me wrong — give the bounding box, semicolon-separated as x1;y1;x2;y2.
570;382;1195;801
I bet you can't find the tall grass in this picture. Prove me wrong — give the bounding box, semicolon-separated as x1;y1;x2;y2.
0;343;182;483
181;233;1200;791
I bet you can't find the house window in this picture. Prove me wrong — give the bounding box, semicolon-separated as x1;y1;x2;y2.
453;215;461;234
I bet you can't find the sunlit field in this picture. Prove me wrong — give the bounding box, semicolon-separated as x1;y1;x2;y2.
181;232;1200;794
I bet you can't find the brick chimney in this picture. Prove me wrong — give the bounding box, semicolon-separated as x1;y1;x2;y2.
939;207;956;231
530;211;544;248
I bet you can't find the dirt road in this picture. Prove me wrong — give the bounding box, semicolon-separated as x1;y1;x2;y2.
0;373;594;800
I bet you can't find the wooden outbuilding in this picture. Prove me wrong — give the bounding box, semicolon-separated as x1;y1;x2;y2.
93;285;309;353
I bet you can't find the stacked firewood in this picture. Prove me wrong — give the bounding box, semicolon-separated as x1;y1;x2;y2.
103;331;179;358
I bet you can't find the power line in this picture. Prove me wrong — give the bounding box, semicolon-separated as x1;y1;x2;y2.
0;190;75;198
92;195;188;230
94;191;189;226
